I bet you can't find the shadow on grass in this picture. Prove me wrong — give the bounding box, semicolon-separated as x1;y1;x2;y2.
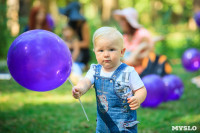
0;79;73;94
0;79;28;93
1;93;199;133
0;102;97;133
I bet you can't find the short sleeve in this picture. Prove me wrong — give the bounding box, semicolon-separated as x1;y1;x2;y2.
85;64;96;84
129;68;144;91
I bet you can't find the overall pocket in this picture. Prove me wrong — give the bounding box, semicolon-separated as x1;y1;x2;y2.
97;94;108;113
115;81;132;99
123;120;140;128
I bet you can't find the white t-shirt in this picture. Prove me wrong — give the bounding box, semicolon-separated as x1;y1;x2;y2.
85;64;144;91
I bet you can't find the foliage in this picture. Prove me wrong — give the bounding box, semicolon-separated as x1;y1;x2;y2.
0;2;14;59
1;0;200;60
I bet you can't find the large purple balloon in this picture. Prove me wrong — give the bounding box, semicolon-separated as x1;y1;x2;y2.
162;75;184;101
141;74;166;108
182;48;200;72
7;30;72;91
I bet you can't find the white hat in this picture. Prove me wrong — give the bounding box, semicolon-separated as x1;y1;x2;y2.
113;8;141;29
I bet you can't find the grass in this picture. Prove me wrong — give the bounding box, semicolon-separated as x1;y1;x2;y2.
0;62;200;133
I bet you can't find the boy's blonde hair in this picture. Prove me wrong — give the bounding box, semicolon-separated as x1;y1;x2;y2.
93;27;124;49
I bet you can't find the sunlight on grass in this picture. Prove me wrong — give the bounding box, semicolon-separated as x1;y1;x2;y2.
175;114;200;124
0;89;96;111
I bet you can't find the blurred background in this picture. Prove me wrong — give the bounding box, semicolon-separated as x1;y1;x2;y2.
0;0;200;132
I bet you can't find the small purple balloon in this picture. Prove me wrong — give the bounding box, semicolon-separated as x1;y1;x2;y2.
7;29;72;92
162;75;184;101
46;14;55;30
182;48;200;72
194;12;200;27
141;74;166;108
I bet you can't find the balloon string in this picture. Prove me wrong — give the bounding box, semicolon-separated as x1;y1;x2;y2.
68;79;89;121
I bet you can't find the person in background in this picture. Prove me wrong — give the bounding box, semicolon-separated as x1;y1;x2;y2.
25;5;52;31
62;25;83;77
113;8;153;74
113;7;171;76
62;25;80;61
59;2;90;71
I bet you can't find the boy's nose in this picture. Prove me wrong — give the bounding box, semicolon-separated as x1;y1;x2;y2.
104;51;109;57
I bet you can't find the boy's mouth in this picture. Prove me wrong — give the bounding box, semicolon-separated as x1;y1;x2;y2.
104;60;111;63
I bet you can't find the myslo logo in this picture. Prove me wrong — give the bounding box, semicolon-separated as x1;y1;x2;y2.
172;126;197;131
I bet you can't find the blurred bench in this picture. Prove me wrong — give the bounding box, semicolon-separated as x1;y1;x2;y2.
0;60;11;80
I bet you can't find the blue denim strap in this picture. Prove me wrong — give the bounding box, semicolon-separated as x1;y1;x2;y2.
94;63;127;78
94;64;101;76
111;63;127;80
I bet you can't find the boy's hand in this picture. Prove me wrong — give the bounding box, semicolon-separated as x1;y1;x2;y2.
127;96;141;110
72;86;82;99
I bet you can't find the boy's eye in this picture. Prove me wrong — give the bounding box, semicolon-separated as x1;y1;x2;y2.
110;49;115;51
99;50;103;52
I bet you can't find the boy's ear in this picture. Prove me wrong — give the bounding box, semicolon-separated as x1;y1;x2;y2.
121;48;126;57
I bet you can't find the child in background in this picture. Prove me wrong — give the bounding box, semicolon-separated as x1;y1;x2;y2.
72;27;147;132
62;25;82;81
62;25;80;61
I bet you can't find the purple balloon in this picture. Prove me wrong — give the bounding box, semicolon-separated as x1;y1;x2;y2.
194;12;200;27
162;75;184;101
182;48;200;72
141;74;166;108
7;29;72;92
46;14;55;30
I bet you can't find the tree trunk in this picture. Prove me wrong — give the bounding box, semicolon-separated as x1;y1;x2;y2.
19;0;31;33
101;0;117;22
7;0;20;36
0;0;9;58
19;0;31;17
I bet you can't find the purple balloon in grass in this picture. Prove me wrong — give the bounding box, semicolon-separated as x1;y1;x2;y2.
7;29;72;92
182;48;200;72
194;11;200;27
162;75;184;101
141;74;166;108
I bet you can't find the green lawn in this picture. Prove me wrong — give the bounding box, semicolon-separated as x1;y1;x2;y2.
0;62;200;133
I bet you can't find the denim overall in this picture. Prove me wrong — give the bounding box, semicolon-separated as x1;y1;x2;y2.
94;63;139;133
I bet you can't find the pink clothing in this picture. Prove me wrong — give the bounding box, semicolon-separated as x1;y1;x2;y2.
123;28;153;52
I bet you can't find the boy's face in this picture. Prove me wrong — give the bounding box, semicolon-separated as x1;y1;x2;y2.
94;38;125;71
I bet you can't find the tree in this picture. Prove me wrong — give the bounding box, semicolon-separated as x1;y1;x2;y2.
101;0;118;22
0;0;10;59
